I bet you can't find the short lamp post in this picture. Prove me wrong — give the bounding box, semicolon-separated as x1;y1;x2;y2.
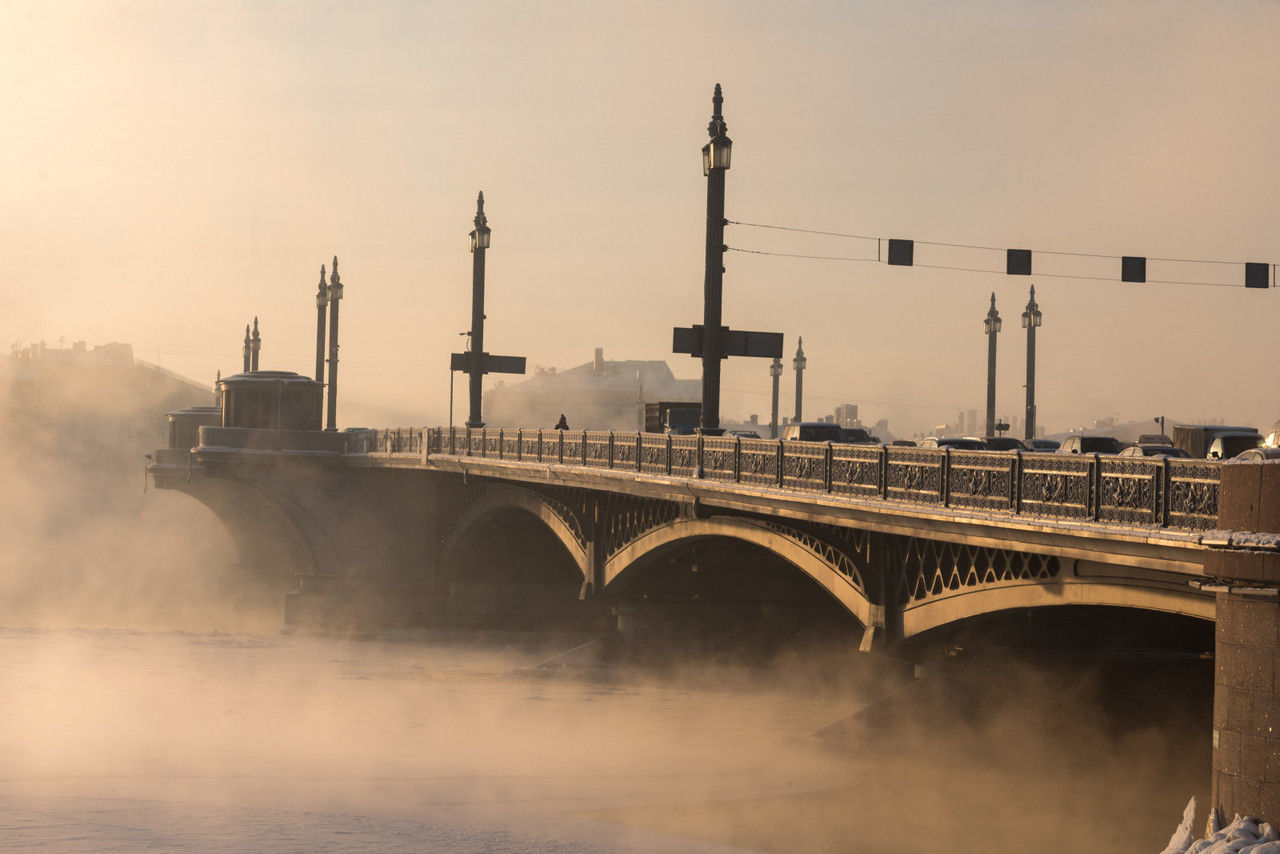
1021;285;1042;442
984;293;1001;438
769;357;782;438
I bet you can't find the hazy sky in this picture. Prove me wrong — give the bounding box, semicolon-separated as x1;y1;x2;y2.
4;1;1278;434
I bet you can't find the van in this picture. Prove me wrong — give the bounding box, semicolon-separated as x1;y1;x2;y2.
780;422;844;442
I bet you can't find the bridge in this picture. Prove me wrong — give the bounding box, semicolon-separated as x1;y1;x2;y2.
151;398;1280;828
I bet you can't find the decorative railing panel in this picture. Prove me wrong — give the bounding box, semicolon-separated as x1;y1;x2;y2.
739;437;780;487
1019;453;1091;518
1166;460;1220;530
639;434;668;475
885;447;943;505
584;431;613;468
613;433;638;468
702;436;738;483
670;436;698;478
1097;457;1160;525
391;428;1224;531
947;451;1013;511
782;441;827;492
830;444;882;498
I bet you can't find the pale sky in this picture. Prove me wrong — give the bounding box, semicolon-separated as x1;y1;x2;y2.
4;0;1279;434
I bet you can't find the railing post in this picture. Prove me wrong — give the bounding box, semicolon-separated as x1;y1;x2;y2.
558;428;564;464
481;428;488;458
776;440;784;488
879;445;889;499
1160;457;1171;527
825;442;834;492
636;432;642;473
1012;451;1022;513
942;447;951;506
735;436;742;483
608;431;615;468
449;426;456;455
498;428;504;459
666;434;673;475
537;429;543;462
1090;453;1100;520
516;428;523;461
696;432;705;478
581;430;588;465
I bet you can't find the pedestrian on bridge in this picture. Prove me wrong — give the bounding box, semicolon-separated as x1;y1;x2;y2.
555;414;569;430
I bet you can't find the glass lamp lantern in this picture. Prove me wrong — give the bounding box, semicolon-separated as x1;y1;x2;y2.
985;313;1002;335
470;226;491;252
702;134;732;176
1022;307;1042;329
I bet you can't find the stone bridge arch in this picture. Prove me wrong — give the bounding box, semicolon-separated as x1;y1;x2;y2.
440;484;589;582
602;516;877;631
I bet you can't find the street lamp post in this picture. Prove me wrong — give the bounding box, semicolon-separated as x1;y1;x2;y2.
699;83;732;433
1021;285;1042;442
984;293;1001;438
315;265;328;383
466;192;491;429
325;256;343;431
769;357;782;438
250;317;261;371
793;337;806;424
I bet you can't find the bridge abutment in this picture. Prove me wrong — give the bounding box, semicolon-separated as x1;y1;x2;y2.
1208;460;1280;823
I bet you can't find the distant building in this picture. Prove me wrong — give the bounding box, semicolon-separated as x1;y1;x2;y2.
483;348;700;431
834;403;859;428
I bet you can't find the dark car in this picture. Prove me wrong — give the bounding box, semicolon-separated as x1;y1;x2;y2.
918;436;988;450
1118;444;1191;458
729;429;761;439
984;436;1028;452
1029;439;1060;452
1059;435;1125;455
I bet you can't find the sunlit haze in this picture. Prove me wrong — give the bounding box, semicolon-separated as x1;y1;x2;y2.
5;1;1278;434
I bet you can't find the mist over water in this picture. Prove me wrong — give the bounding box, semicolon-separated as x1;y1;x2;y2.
0;359;1211;852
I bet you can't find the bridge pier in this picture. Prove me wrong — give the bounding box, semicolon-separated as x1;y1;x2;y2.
1207;459;1280;823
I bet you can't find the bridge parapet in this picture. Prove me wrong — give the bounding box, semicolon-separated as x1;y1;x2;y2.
406;427;1221;531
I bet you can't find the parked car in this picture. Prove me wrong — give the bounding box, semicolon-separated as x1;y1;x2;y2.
780;421;844;442
1207;432;1265;460
1237;447;1280;461
984;436;1028;451
1118;444;1191;458
728;429;761;439
1058;435;1125;455
918;436;988;450
891;440;917;447
1029;439;1060;452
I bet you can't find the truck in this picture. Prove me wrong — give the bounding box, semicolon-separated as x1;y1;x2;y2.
1171;424;1262;459
644;401;701;434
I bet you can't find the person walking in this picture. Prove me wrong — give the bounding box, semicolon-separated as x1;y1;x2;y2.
554;414;569;430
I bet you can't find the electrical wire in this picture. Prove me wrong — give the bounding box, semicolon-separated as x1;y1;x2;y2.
726;217;1275;288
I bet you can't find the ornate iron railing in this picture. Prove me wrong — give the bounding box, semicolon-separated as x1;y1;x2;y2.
366;428;1223;531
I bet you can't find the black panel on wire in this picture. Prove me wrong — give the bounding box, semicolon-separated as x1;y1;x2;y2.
1121;256;1146;283
1006;249;1032;276
1246;262;1270;289
886;239;914;266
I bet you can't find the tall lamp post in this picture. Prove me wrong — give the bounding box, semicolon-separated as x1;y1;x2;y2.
466;193;491;428
698;84;732;432
314;265;328;382
793;337;806;424
769;357;782;438
1021;285;1041;442
325;256;343;431
984;293;1001;438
